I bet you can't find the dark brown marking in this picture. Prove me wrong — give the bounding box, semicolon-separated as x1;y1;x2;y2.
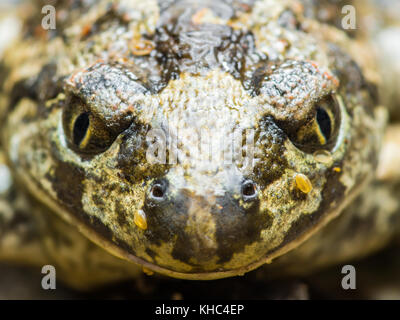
214;194;272;264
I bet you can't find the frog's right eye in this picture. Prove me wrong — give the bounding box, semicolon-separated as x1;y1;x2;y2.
62;95;131;155
73;112;90;146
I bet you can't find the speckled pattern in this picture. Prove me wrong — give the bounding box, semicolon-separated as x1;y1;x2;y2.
0;0;399;291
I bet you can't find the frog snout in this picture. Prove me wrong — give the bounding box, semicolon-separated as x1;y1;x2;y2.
142;178;272;271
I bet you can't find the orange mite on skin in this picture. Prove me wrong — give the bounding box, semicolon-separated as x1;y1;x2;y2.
295;173;313;194
134;210;148;230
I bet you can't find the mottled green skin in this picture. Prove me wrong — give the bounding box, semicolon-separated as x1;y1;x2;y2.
0;0;397;288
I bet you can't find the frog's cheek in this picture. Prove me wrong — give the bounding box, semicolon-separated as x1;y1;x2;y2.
141;185;273;273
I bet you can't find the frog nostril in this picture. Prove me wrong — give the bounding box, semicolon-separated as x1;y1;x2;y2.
241;180;258;201
152;185;164;198
150;180;168;200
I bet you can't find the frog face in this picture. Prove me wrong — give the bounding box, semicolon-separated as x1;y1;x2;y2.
2;0;384;278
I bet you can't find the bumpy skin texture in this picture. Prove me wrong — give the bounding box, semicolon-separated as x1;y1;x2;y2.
0;0;392;284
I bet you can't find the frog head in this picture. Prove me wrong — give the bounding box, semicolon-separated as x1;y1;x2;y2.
2;0;385;279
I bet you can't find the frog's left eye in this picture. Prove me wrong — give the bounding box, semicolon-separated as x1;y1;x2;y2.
62;95;132;155
316;106;332;142
280;94;340;153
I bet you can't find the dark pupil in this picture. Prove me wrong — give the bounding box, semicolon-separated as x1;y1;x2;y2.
73;112;90;146
316;107;332;141
151;184;165;198
242;181;256;197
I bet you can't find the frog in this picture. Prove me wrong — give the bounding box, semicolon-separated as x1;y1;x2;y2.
0;0;400;291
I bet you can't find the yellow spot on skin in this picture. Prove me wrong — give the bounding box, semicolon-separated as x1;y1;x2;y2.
142;267;154;276
295;173;313;194
134;210;148;230
333;167;341;173
313;150;333;164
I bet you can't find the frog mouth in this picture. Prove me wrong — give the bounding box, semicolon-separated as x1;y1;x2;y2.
120;174;367;280
14;148;371;280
